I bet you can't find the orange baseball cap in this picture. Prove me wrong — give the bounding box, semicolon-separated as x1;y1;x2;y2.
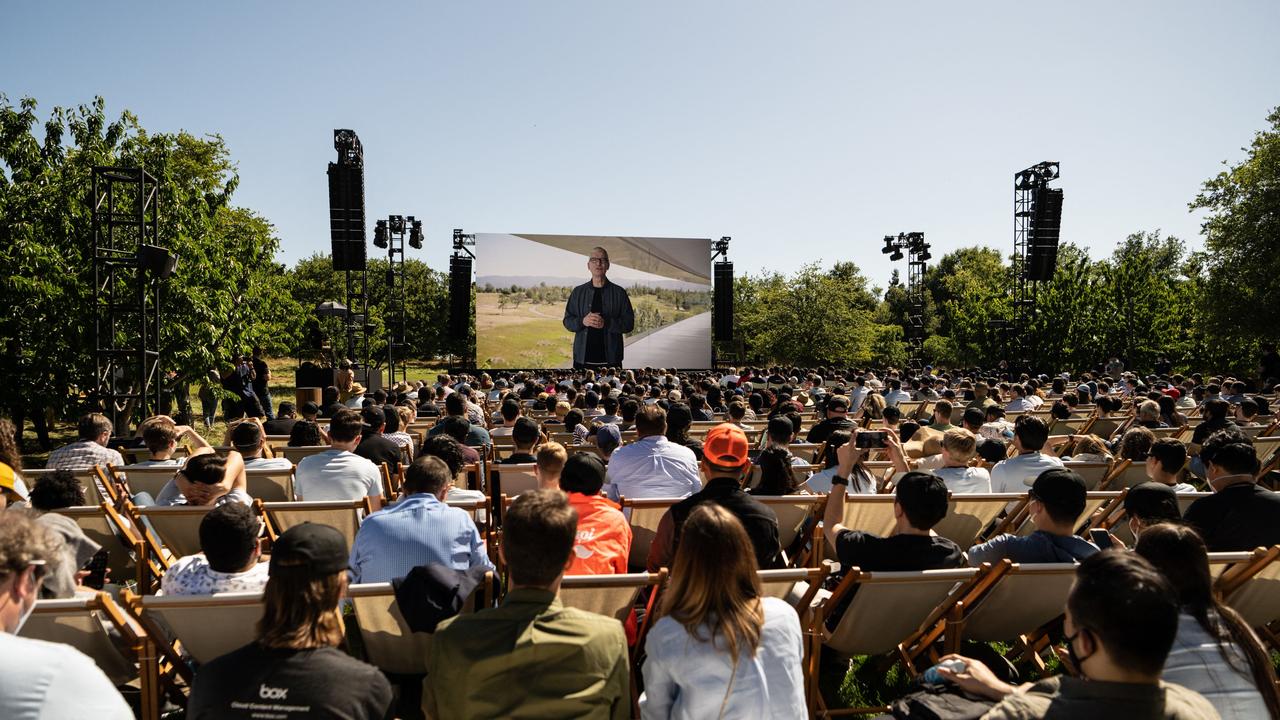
703;424;750;468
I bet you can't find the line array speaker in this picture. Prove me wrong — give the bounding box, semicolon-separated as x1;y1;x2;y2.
328;162;366;271
449;255;473;341
1026;187;1063;282
714;261;734;341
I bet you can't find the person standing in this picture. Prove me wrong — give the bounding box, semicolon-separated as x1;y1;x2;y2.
563;246;635;369
251;347;274;421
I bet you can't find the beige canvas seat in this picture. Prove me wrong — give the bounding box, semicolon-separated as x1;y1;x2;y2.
1215;546;1280;636
280;445;330;463
933;494;1024;548
245;467;294;502
836;495;899;538
20;592;152;704
619;497;681;570
941;562;1077;654
259;498;369;550
124;589;264;685
22;467;107;505
758;567;827;627
347;577;493;675
114;464;181;498
560;570;667;627
810;566;981;715
489;463;539;501
132;504;218;559
1100;459;1152;490
1061;461;1112;490
756;495;824;563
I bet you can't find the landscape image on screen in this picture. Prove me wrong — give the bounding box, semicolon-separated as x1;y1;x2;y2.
474;234;713;369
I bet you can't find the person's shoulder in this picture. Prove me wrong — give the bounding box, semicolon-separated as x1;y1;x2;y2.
760;596;802;630
1161;681;1222;719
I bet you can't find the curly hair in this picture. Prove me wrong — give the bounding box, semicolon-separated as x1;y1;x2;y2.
29;470;86;511
0;418;22;472
0;507;62;579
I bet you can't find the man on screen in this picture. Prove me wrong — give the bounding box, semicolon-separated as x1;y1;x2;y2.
563;246;635;369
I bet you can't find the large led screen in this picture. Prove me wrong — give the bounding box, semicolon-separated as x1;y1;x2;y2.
474;234;713;369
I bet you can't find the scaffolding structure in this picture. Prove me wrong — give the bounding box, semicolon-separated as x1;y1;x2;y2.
91;167;162;430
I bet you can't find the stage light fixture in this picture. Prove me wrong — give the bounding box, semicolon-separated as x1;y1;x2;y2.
373;220;388;249
890;251;904;262
408;217;423;249
389;215;405;234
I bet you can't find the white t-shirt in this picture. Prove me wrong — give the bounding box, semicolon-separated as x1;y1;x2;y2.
990;452;1064;494
932;466;992;493
244;456;294;471
294;449;382;501
0;632;133;720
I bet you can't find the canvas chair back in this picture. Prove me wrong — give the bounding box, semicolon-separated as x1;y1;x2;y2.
1086;417;1125;440
956;563;1077;644
348;580;486;675
118;465;181;498
490;463;539;499
1104;460;1152;490
620;498;680;569
1218;548;1280;629
134;505;217;558
260;499;366;550
756;495;824;552
824;568;978;656
53;504;139;585
1013;492;1119;537
934;494;1021;548
20;593;140;685
22;467;105;506
560;571;665;623
758;567;826;616
839;495;899;537
1062;461;1112;491
138;591;264;664
280;445;330;463
245;467;294;502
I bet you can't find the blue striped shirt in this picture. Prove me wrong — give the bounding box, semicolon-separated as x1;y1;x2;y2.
348;493;494;583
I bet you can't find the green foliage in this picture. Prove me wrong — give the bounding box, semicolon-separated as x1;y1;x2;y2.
1190;105;1280;372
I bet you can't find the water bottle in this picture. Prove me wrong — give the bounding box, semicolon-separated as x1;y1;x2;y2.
921;658;967;685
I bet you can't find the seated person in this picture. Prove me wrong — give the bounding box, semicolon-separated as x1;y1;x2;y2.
1184;429;1280;552
286;419;326;447
890;427;991;494
1122;482;1183;541
348;456;493;583
1135;523;1280;719
560;454;631;575
593;423;623;461
46;413;125;471
293;409;382;509
938;551;1217;719
1147;437;1197;492
426;490;629;718
806;430;878;494
354;406;403;468
382;406;416;459
534;442;567;491
28;471;100;598
647;424;780;572
229;420;292;470
750;446;807;496
759;416;808;466
967;468;1099;565
163;452;252;507
161;502;269;595
127;415;212;467
605;405;701;501
499;417;541;464
261;401;298;436
489;398;522;437
821;464;965;576
187;523;392;719
415;436;488;510
989;416;1063;493
433;416;481;465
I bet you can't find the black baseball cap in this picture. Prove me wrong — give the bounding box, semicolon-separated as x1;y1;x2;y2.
1123;482;1182;522
269;523;349;577
1029;468;1087;519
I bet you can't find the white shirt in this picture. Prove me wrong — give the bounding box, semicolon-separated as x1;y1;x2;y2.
1004;397;1034;412
244;456;293;471
605;435;701;501
883;389;912;408
0;632;133;720
294;449;382;501
848;386;869;411
160;554;270;596
990;452;1064;493
932;466;992;494
639;597;806;720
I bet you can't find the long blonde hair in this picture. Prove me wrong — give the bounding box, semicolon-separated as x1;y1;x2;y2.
257;565;346;649
660;504;763;659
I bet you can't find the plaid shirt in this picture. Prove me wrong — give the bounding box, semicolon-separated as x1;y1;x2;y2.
46;440;124;471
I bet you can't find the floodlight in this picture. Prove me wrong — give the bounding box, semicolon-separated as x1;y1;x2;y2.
373;220;388;249
409;217;424;249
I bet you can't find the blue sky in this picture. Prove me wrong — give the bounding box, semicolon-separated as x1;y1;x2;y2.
3;1;1277;288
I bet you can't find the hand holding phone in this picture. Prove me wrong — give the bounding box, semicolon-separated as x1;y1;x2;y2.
1088;528;1114;550
855;430;888;449
81;548;110;589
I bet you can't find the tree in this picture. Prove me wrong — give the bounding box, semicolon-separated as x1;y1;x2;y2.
1190;105;1280;372
0;95;295;429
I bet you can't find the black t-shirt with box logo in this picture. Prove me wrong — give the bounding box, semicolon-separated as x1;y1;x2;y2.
187;643;391;720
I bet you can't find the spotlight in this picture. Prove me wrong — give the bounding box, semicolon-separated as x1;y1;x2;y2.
890;251;904;262
138;244;179;279
373;220;388;249
921;251;932;261
389;215;405;234
881;236;896;254
408;217;423;249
